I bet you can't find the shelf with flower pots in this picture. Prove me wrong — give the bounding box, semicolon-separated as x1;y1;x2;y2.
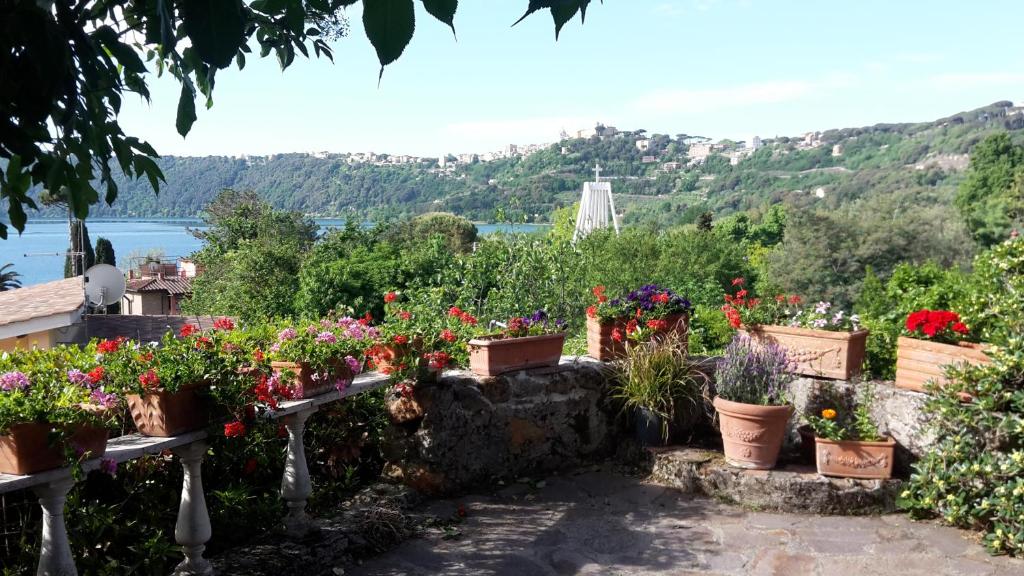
895;309;991;393
585;285;692;361
722;279;868;380
468;310;568;377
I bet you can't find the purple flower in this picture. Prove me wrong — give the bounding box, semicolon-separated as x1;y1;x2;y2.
90;388;119;409
345;355;362;376
334;376;352;393
316;331;337;344
344;324;366;339
67;369;89;386
0;371;30;392
305;325;318;335
99;458;117;477
277;328;297;342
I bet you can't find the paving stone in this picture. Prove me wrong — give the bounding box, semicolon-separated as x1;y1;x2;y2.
747;549;817;576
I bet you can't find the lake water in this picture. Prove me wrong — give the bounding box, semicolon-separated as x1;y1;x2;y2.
1;219;549;288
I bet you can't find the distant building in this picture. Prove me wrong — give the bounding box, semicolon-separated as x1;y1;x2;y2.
636;139;651;152
750;136;762;151
641;155;657;164
832;144;844;157
123;260;193;316
687;142;715;163
0;277;85;351
662;162;682;172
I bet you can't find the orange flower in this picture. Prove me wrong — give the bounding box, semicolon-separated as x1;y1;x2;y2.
821;408;837;420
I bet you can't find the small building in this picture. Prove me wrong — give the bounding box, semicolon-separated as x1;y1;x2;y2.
641;155;657;164
832;144;844;157
123;276;192;316
0;277;85;351
662;162;682;172
636;139;651;152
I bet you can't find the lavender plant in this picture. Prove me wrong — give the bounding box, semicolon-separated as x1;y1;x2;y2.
713;334;794;406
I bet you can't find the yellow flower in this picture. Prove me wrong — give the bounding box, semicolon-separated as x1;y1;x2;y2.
821;408;837;420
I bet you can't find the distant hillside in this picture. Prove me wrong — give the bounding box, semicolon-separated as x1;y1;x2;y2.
52;101;1024;225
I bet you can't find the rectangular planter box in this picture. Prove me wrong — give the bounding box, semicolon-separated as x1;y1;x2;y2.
894;336;991;393
0;422;108;476
739;325;868;380
815;436;895;479
468;332;566;377
126;384;209;437
586;314;688;361
271;359;352;399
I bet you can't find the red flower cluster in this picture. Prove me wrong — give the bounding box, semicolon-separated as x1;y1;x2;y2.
213;317;235;331
723;307;742;329
440;329;457;343
138;369;160;389
253;348;265;363
586;305;598;318
507;317;526;333
398;310;412;321
384;291;398;303
87;366;105;384
625;319;639;335
905;310;969;339
611;328;624;342
651;293;670;305
395;382;414;398
252;376;279;410
96;337;125;354
179;324;199;338
224;421;246;438
195;336;213;349
135;351;154;363
424;351;452;370
646;319;668;331
358;312;373;326
393;335;409;346
448;306;478;325
592;285;608;303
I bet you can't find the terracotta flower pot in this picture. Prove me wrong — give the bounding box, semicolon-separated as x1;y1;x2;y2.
713;396;793;470
126;384;209;437
739;325;868;380
586;314;688;361
815;436;896;479
467;332;566;377
0;422;108;475
271;359;353;399
895;336;991;393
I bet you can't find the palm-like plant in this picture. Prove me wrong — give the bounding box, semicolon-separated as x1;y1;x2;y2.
0;263;22;291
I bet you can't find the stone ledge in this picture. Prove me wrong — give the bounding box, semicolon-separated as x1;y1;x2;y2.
647;447;902;515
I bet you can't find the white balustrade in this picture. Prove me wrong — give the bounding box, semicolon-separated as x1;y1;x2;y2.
172;440;214;576
33;476;77;576
281;406;318;537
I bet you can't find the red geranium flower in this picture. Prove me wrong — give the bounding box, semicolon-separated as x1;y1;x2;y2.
646;319;668;331
952;322;969;335
253;348;265;363
213;317;235;331
460;312;478;325
138;370;160;389
449;306;464;317
732;277;745;286
652;293;670;304
96;339;122;354
789;295;802;305
611;328;624;342
384;291;398;303
393;335;409;346
625;319;639;334
195;336;212;349
775;295;786;303
586;305;598;318
179;324;199;338
440;329;457;343
592;285;608;303
359;312;373;326
398;310;412;321
224;421;246;438
87;366;105;384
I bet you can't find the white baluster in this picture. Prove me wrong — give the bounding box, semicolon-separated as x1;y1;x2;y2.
281;406;318;537
172;441;213;576
33;475;77;576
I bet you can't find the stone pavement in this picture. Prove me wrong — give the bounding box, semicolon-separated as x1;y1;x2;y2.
350;468;1023;576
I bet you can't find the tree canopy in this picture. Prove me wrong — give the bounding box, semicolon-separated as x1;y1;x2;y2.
0;0;601;239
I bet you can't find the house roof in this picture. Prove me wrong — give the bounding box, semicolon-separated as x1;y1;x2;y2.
0;277;85;329
79;315;221;343
126;277;193;296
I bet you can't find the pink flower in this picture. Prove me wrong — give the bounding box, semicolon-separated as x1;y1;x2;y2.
0;371;30;391
90;389;119;409
316;331;337;344
345;355;362;375
277;328;297;341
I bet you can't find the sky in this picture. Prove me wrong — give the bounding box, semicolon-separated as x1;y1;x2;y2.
117;0;1024;158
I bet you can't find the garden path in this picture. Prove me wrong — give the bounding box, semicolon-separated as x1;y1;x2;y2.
350;468;1023;576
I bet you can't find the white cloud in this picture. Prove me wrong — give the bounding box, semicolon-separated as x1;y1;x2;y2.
631;74;856;115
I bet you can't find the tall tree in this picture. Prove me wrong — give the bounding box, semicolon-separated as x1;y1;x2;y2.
64;220;96;278
0;263;21;291
95;237;116;266
956;133;1024;246
0;0;601;239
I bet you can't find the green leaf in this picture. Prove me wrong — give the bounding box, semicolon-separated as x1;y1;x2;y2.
421;0;457;36
176;82;197;137
551;3;579;39
183;0;246;69
362;0;416;75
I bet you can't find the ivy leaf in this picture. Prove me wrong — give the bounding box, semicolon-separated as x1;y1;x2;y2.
176;82;197;137
363;0;416;78
421;0;457;37
182;0;246;69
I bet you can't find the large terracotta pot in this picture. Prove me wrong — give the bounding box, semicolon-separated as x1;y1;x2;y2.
126;384;209;437
0;421;108;475
586;314;688;361
815;436;895;479
713;396;793;470
467;333;566;377
739;325;868;380
271;359;353;399
895;336;991;393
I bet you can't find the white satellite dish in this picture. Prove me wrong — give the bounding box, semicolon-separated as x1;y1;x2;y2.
84;264;126;308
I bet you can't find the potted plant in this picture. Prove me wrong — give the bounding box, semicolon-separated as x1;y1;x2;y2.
722;278;868;380
102;326;215;437
468;310;567;377
371;291;476;381
805;386;895;479
268;317;367;399
712;334;795;469
0;346;117;475
609;333;709;446
586;284;692;361
895;309;990;393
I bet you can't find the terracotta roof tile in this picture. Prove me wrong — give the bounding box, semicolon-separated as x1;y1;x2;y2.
126;277;192;295
0;277;85;327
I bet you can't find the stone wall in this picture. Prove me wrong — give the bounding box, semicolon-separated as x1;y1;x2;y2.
382;357;618;495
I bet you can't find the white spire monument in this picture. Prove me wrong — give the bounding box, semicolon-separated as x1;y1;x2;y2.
573;163;620;242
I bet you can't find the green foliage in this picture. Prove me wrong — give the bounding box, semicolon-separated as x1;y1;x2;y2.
385;212;478;254
956;133;1024;246
94;237;116;266
64;220;96;278
0;1;599;238
0;263;21;291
